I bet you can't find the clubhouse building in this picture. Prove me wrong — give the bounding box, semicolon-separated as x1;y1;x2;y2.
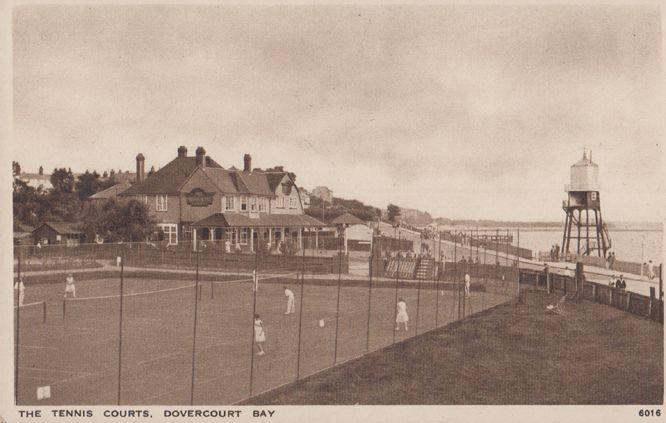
120;146;325;252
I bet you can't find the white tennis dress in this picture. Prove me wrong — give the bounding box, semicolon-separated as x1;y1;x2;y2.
285;288;295;314
396;301;408;323
254;319;266;343
65;276;76;294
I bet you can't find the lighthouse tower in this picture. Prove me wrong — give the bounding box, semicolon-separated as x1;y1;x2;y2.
561;150;611;257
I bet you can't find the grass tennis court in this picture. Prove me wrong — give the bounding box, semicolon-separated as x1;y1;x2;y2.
14;270;516;405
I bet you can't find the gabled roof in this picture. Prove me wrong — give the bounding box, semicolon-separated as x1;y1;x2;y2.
192;213;326;228
331;212;365;226
122;156;222;195
89;180;133;200
233;171;274;196
266;172;287;192
34;221;82;235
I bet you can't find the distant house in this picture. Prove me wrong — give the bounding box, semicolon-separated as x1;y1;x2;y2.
312;186;333;204
32;222;84;246
87;180;133;203
13;222;34;245
298;187;311;209
16;166;52;190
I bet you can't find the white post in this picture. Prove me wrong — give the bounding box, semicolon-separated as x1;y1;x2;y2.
250;228;254;253
344;225;348;255
209;227;214;242
315;229;319;249
299;227;303;250
269;227;272;247
193;228;197;251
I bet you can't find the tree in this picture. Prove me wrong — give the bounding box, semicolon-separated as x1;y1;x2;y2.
50;167;75;193
81;198;155;242
12;161;21;176
75;170;102;200
387;204;401;224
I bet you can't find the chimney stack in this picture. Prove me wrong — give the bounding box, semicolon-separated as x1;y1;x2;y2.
195;147;206;168
178;146;188;158
243;154;252;172
136;153;145;183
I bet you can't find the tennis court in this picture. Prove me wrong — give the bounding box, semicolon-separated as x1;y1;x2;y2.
14;266;516;405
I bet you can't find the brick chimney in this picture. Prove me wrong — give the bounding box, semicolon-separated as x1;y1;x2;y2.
243;154;252;172
195;147;206;168
178;146;188;158
136;153;145;183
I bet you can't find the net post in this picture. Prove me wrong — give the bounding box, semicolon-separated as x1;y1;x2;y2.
189;249;201;405
117;255;125;405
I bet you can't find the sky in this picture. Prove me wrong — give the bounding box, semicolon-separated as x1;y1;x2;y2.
11;4;664;222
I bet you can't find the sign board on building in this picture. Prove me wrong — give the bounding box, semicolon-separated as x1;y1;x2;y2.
186;188;214;207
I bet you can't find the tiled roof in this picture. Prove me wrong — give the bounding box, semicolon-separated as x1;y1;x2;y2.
122;156;222;195
192;213;326;228
266;172;287;192
34;221;82;235
234;171;274;196
89;180;133;199
331;212;365;226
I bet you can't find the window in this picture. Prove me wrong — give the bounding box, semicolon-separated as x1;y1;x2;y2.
156;195;168;211
240;228;248;245
277;196;284;208
259;197;267;213
225;196;235;211
250;196;257;212
225;229;234;243
241;196;248;211
158;224;178;245
140;195;148;204
289;196;297;209
591;192;597;201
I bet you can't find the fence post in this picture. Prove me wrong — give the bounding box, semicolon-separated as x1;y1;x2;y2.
333;233;343;364
116;256;125;405
626;294;632;317
591;283;596;302
296;267;305;380
366;253;373;352
648;287;655;319
189;249;200;405
249;250;258;397
14;249;21;404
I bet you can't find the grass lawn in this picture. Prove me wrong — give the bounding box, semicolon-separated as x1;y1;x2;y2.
246;287;663;405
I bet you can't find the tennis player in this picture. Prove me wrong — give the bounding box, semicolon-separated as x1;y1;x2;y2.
395;298;408;331
254;314;266;355
464;273;471;297
14;277;25;306
64;273;76;298
284;286;295;314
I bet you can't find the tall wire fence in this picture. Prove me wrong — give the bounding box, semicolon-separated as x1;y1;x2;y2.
13;228;522;405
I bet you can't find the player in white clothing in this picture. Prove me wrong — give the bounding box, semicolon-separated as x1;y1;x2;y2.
464;273;471;297
64;273;76;298
395;298;408;331
284;286;295;314
14;277;26;306
254;314;266;355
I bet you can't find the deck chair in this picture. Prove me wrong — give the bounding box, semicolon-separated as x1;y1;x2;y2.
546;294;568;316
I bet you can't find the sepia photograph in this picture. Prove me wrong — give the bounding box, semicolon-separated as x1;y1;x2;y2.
2;1;664;421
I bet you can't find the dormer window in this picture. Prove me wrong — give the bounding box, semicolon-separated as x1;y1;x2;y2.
225;196;235;211
241;196;248;212
250;196;257;212
259;198;267;212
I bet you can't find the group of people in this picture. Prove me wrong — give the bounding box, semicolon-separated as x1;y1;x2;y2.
608;274;627;290
605;252;616;270
643;260;656;281
14;272;77;306
548;244;561;261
